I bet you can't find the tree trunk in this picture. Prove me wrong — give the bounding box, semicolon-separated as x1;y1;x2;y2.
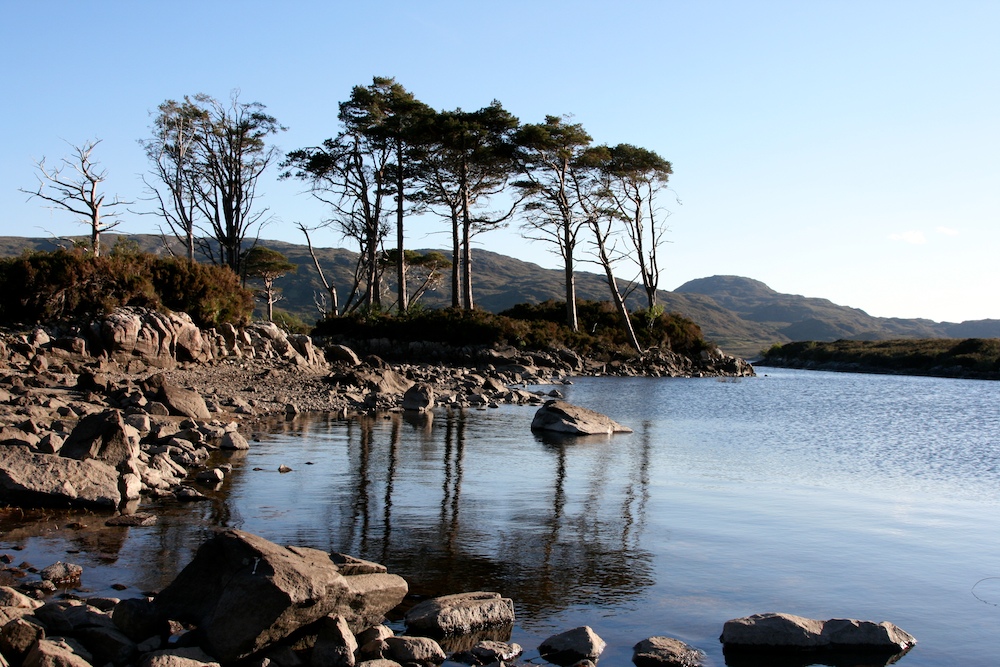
564;228;578;332
591;222;641;353
395;140;408;313
450;210;461;309
461;214;474;311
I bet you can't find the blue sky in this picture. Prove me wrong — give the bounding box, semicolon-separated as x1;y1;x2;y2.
2;1;998;323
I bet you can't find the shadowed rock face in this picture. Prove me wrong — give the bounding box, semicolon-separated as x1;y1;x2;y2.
142;530;408;664
530;400;632;436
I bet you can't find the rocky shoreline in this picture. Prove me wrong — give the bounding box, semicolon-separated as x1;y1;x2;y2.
8;306;898;667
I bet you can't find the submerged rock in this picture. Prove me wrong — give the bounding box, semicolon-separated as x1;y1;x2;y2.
530;400;632;436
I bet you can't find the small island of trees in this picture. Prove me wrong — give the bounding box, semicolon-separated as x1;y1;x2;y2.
14;77;690;357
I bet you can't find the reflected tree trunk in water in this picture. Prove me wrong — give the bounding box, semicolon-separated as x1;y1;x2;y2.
346;417;373;555
542;443;568;588
441;411;467;554
382;416;401;565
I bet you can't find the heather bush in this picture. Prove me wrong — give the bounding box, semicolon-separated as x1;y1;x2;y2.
0;248;253;328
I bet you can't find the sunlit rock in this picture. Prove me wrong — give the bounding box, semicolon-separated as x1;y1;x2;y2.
530;400;632;435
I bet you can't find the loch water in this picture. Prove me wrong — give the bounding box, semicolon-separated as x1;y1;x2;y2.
4;368;1000;666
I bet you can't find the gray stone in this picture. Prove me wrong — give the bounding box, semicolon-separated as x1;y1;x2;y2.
404;592;514;636
0;615;47;663
719;612;916;650
220;431;250;450
530;401;632;435
60;411;141;470
111;597;166;642
354;625;393;647
401;384;435;412
158;383;211;420
23;637;94;667
632;636;705;667
326;345;361;366
309;615;357;667
538;626;606;665
0;446;120;509
150;531;353;662
383;637;445;664
76;625;137;665
139;647;221;667
0;586;44;610
469;640;523;663
195;468;225;484
39;561;83;585
339;572;409;632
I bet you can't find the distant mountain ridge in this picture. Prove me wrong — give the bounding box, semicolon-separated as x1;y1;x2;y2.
1;234;997;357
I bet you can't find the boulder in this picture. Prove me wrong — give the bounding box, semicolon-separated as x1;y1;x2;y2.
632;636;706;667
23;637;94;667
149;531;403;663
61;411;140;471
0;586;44;610
401;384;435;412
219;431;250;450
39;561;83;585
383;637;446;665
720;612;916;650
538;626;606;665
326;345;361;366
158;383;211;420
530;401;632;435
0;446;120;509
339;572;409;632
404;592;514;636
309;614;357;667
139;647;221;667
450;640;523;665
0;615;46;663
349;370;413;397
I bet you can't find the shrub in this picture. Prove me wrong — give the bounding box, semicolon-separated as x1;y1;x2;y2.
315;300;713;360
0;248;254;328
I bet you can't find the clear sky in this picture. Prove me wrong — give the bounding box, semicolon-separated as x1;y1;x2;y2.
2;1;998;323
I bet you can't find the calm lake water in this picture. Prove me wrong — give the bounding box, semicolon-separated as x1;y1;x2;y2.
3;368;1000;666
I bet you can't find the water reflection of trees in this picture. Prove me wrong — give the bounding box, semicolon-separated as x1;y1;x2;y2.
319;410;655;623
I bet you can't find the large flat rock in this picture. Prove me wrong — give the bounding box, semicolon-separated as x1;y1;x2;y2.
531;400;632;436
0;446;120;509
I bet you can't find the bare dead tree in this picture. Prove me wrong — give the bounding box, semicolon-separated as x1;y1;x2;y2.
20;139;131;257
297;222;340;317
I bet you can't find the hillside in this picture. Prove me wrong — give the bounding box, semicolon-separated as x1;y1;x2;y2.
2;234;998;357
